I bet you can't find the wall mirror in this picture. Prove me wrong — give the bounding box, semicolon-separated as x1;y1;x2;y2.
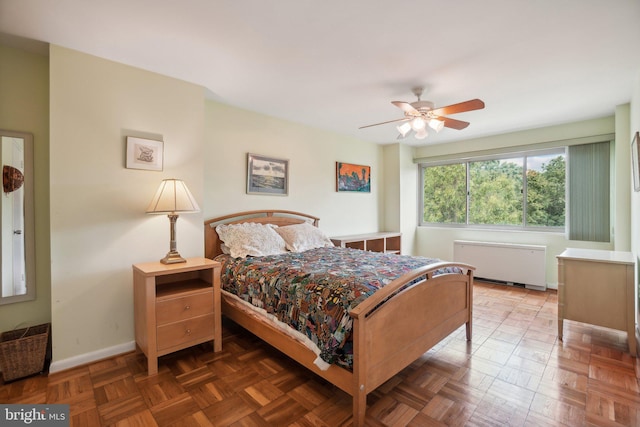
0;130;35;305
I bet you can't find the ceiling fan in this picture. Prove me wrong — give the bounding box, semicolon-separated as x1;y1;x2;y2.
359;87;485;140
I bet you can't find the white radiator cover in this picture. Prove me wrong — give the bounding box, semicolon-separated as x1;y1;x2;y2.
453;240;547;291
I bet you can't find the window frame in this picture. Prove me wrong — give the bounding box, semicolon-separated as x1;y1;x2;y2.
419;147;567;232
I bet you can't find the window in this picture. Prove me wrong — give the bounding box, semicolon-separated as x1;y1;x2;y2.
420;149;567;231
526;152;566;227
469;157;523;226
422;163;466;224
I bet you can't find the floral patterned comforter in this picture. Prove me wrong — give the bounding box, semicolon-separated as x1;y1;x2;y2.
215;246;461;369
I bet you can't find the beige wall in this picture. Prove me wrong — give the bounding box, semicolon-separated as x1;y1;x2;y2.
632;73;640;256
631;71;640;332
410;116;625;288
382;143;417;254
0;43;51;332
615;103;631;252
48;46;205;369
203;101;383;236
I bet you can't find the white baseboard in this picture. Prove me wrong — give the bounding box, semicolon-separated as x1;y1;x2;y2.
49;340;136;374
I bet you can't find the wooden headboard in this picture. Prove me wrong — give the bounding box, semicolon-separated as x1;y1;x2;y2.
204;210;320;260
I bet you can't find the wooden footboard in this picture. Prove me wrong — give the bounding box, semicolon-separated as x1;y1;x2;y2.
349;262;474;425
205;211;474;426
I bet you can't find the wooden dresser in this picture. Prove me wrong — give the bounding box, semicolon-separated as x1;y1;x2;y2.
133;257;222;374
557;248;636;356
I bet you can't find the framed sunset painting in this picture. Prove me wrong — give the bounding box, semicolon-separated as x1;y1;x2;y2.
336;162;370;192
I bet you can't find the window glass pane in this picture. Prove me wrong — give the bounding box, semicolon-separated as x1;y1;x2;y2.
423;163;466;224
526;153;566;227
469;158;523;226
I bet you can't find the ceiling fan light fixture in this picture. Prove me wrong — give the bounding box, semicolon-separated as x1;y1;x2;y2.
428;118;445;133
358;89;484;140
411;117;426;131
397;122;411;137
415;128;428;140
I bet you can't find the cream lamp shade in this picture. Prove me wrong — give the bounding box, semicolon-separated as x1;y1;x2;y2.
147;179;199;264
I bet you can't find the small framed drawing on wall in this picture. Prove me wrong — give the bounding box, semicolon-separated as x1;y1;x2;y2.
633;132;640;192
247;153;289;196
126;137;163;171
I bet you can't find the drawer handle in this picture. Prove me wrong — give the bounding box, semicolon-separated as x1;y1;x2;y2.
186;329;191;335
184;305;191;310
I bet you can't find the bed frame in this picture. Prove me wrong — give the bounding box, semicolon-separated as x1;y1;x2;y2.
204;210;474;426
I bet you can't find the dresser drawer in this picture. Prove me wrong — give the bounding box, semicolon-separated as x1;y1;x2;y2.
156;313;214;351
156;290;213;326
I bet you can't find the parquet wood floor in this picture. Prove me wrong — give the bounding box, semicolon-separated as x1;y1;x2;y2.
2;281;640;426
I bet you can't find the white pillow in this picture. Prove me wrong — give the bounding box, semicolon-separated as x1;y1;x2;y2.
275;222;334;252
216;222;287;258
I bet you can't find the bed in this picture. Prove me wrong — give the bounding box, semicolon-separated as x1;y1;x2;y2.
204;210;474;426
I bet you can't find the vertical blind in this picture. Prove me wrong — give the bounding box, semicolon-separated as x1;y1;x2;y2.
568;141;610;242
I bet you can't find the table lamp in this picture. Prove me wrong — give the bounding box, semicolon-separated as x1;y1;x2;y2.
146;178;200;264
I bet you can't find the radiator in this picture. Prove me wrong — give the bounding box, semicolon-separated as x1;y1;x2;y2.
453;240;547;291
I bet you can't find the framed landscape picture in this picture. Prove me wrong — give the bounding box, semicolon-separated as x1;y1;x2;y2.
336;162;371;192
247;153;289;196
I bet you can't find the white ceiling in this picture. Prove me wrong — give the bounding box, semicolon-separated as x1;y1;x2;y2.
1;0;639;146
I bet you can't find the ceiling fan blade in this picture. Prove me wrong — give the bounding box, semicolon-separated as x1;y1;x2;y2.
359;117;410;129
391;101;420;115
439;116;470;130
431;99;485;116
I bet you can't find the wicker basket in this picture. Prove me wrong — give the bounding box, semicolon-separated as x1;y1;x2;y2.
0;323;50;382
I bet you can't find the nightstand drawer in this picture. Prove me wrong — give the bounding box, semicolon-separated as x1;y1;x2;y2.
156;313;214;351
156;290;213;326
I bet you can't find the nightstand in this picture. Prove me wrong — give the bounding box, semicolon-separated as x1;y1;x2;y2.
133;257;221;375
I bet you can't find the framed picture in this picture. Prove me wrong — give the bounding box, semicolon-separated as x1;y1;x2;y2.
633;132;640;192
247;153;289;196
126;137;163;171
336;162;371;192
